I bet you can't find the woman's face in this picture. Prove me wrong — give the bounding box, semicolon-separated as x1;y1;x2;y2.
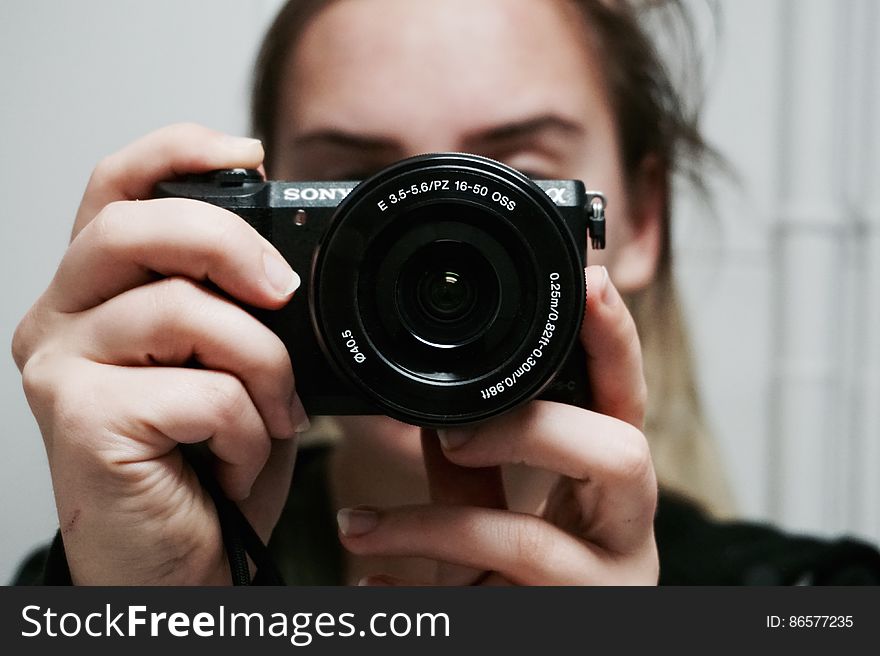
271;0;663;293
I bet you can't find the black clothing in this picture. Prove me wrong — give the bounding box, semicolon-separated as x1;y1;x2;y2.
12;444;880;585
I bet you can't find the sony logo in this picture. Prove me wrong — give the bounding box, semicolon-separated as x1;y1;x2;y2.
283;187;355;202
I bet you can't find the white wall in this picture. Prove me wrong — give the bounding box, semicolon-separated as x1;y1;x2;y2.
676;0;880;543
0;0;287;584
1;0;877;584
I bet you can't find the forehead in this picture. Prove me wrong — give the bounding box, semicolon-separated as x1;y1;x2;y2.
280;0;607;139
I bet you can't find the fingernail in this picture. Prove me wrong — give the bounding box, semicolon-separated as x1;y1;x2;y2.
337;507;379;537
600;266;620;307
233;483;252;502
263;251;300;297
222;135;263;151
290;394;310;433
436;427;475;450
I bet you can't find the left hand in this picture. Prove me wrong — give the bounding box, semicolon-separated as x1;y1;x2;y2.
337;265;659;585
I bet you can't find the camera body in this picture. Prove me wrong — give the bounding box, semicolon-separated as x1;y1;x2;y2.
156;153;605;427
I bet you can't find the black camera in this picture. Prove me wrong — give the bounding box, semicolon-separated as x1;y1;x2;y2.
155;153;605;427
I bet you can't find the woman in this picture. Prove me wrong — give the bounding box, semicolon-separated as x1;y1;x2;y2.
13;0;880;585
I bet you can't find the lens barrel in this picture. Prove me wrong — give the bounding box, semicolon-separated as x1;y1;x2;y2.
310;154;584;426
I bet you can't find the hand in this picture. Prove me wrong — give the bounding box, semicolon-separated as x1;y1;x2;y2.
12;124;308;584
337;266;659;585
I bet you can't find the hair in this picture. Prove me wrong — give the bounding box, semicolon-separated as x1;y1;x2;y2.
251;0;735;517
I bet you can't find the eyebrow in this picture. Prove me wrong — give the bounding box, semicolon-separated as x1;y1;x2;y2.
289;114;584;153
290;130;398;152
464;114;583;147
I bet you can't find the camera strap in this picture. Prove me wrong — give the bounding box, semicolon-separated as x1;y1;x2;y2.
182;444;286;586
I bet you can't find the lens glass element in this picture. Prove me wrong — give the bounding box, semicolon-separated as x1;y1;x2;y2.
421;271;471;320
398;240;499;348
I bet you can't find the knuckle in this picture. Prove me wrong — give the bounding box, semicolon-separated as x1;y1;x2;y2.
90;200;133;249
147;276;213;334
11;325;27;371
611;426;654;484
252;332;293;384
203;373;250;427
506;516;552;567
13;310;107;449
24;356;103;450
17;324;74;412
11;304;42;371
19;348;54;406
165;198;246;265
89;154;121;190
51;375;97;435
205;208;243;260
267;333;292;370
150;276;203;312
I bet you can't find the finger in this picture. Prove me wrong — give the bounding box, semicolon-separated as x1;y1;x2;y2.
337;504;620;585
71;276;307;440
239;437;299;543
420;428;506;584
49;197;299;313
437;400;657;554
421;428;506;508
582;265;647;427
93;365;272;501
74;122;264;238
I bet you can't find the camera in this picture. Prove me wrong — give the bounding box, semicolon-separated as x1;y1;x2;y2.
155;153;605;427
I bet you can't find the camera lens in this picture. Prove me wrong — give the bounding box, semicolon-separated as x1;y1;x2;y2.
420;270;472;321
311;153;586;426
398;240;499;348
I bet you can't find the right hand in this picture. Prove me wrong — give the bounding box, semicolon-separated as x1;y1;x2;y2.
12;124;308;584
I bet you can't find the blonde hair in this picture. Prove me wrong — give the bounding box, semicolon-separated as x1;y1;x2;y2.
629;276;735;517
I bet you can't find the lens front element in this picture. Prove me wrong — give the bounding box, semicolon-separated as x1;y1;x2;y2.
421;269;472;321
399;240;499;348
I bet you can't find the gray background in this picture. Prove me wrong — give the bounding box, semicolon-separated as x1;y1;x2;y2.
2;0;878;583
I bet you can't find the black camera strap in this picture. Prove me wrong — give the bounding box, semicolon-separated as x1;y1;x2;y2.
182;445;286;586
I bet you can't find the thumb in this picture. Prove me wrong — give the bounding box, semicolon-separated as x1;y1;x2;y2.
581;265;647;428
